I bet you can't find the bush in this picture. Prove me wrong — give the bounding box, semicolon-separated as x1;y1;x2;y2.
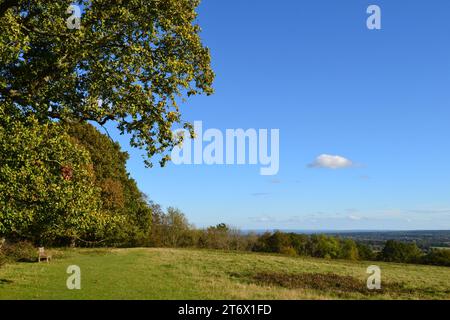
340;239;359;260
356;243;376;261
422;249;450;267
280;246;297;257
309;235;341;259
381;240;422;263
2;241;37;262
260;231;292;253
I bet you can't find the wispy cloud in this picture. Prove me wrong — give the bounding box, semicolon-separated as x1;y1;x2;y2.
308;154;354;169
268;178;282;184
408;209;450;215
250;192;271;197
249;216;277;223
247;208;450;229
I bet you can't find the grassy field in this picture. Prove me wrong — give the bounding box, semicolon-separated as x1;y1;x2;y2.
0;248;449;300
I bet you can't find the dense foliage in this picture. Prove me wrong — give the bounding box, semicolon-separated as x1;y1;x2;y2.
380;240;422;263
0;240;36;262
0;0;214;249
421;249;450;267
65;122;152;246
0;0;214;167
253;232;364;260
0;104;117;245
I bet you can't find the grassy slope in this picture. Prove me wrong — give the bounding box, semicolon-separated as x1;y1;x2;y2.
0;248;449;300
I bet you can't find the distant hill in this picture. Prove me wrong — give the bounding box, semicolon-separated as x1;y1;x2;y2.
244;230;450;250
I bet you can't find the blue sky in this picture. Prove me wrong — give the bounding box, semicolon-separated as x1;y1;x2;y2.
105;0;450;230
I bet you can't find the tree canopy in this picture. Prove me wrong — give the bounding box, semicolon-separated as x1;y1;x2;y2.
0;105;118;244
381;240;422;263
66;122;153;246
0;0;214;166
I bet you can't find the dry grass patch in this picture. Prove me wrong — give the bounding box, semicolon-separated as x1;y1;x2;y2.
244;272;413;296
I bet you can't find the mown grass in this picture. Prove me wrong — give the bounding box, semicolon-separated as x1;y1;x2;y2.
0;248;449;300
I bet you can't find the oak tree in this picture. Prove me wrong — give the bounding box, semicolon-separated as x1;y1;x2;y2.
0;0;214;166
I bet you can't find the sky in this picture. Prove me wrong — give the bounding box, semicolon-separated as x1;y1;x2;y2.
105;0;450;230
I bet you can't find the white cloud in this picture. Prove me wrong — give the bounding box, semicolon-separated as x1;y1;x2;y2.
249;216;276;223
308;154;354;169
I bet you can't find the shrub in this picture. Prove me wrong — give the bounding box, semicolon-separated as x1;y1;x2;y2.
381;240;422;263
262;231;292;253
422;249;450;267
288;234;309;256
280;246;297;257
2;241;37;262
340;239;359;261
309;235;341;259
356;242;376;261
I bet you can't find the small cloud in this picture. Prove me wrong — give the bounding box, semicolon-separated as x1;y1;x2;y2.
408;209;450;215
249;216;276;223
308;154;354;169
348;215;362;221
268;178;282;184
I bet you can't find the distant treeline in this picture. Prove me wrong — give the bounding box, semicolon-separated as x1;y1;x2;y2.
326;230;450;252
143;208;450;267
